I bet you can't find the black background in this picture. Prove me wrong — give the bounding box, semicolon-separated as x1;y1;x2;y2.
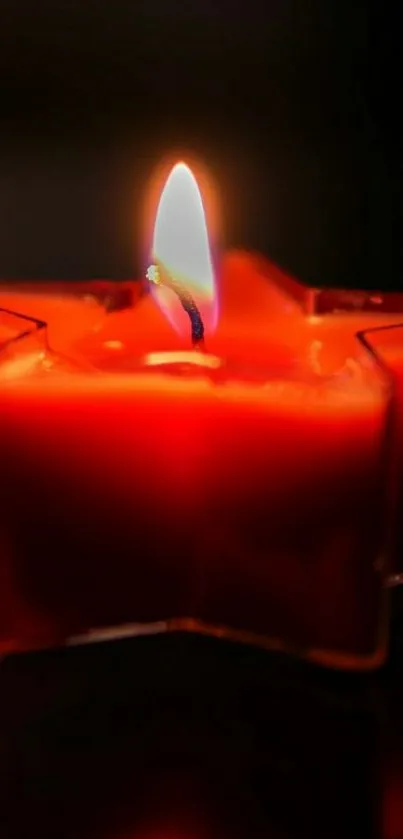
0;0;398;287
0;632;384;839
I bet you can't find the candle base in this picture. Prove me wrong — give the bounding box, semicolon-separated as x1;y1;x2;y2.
61;609;387;672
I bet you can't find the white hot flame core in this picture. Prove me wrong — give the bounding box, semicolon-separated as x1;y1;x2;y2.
150;161;218;336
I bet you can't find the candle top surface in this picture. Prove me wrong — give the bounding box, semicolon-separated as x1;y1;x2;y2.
1;251;400;417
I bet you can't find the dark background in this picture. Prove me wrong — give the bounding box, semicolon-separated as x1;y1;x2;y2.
0;632;385;839
0;0;398;288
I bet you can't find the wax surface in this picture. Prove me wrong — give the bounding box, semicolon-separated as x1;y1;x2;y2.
0;292;103;353
0;252;400;664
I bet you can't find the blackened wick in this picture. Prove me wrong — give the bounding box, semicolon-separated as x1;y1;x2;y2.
146;264;205;348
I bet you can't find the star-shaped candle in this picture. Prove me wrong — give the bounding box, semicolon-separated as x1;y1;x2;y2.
1;158;403;668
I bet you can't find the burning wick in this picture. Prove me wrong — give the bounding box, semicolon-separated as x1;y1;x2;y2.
146;264;205;349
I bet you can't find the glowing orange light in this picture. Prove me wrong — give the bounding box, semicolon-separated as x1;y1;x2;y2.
0;351;46;381
148;161;218;338
144;350;222;369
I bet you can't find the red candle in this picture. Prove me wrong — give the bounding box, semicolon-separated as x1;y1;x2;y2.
0;162;400;668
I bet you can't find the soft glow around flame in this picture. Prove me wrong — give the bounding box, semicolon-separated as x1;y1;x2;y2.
150;161;218;337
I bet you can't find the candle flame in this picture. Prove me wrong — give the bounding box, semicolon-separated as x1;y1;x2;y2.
149;161;218;337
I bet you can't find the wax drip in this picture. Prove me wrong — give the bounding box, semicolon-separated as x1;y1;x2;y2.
146;264;205;349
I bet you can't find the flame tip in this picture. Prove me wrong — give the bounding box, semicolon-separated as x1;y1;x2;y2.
170;160;193;178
